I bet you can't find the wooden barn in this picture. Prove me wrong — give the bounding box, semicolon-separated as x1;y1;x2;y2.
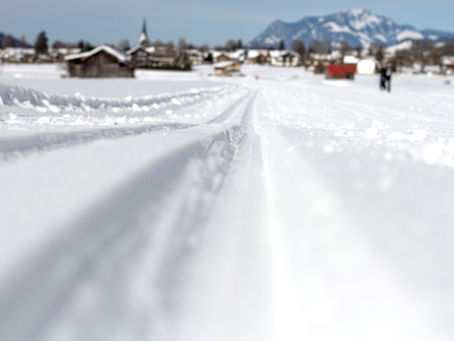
65;45;134;78
247;50;269;64
214;52;235;63
127;45;154;68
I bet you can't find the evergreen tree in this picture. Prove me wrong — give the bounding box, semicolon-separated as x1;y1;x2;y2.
77;40;93;52
34;31;48;55
278;40;285;50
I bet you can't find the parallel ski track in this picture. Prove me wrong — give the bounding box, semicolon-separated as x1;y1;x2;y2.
0;89;258;341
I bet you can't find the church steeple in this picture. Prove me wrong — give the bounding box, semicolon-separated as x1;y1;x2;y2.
139;19;150;46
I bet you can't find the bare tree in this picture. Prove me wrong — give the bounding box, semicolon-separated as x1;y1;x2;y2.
178;38;187;51
292;40;306;61
200;44;209;52
368;43;385;63
339;40;351;58
442;39;454;55
411;39;434;72
118;39;131;52
225;39;237;52
309;39;325;54
52;40;66;49
354;46;362;58
19;35;28;48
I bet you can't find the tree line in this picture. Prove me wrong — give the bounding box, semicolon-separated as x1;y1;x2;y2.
4;29;454;70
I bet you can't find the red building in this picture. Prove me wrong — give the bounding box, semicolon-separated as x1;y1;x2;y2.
325;64;357;79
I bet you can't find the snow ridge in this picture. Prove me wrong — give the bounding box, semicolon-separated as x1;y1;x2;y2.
0;84;238;114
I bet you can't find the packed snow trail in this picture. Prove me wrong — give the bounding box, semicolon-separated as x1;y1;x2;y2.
0;89;255;341
1;65;454;340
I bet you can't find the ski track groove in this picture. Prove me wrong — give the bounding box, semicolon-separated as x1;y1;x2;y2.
0;87;251;163
0;89;257;341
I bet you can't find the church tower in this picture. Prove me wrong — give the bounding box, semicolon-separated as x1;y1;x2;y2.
139;19;150;46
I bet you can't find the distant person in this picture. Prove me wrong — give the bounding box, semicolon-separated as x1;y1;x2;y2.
380;63;392;92
380;66;386;90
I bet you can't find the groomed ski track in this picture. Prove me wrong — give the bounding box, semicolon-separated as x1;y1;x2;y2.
1;67;454;340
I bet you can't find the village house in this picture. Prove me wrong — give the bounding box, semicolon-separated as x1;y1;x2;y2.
269;50;301;67
127;20;190;70
187;49;203;65
227;49;247;63
442;56;454;75
356;58;378;75
49;48;81;63
213;51;235;63
65;45;134;78
214;61;241;77
0;48;35;63
247;50;269;64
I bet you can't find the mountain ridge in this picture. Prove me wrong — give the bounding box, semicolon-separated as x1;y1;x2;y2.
250;9;454;49
0;32;30;48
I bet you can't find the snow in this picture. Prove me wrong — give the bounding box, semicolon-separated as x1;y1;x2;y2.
247;49;267;59
386;40;413;54
348;10;383;30
343;55;359;64
1;64;454;340
374;33;388;42
349;8;366;17
64;45;128;63
397;29;424;41
324;22;352;33
442;56;454;65
213;61;236;68
264;35;282;45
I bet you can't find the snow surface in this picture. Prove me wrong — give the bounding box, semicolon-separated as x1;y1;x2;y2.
324;22;352;33
386;40;413;54
1;64;454;341
396;29;424;41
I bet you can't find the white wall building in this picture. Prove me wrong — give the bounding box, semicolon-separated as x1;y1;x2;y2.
357;58;378;74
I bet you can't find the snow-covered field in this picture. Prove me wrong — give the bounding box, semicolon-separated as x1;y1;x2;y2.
1;63;454;341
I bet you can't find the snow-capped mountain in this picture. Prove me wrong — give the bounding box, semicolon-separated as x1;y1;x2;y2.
250;9;454;49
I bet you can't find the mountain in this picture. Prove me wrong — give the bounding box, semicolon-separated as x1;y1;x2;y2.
0;32;30;48
250;9;454;49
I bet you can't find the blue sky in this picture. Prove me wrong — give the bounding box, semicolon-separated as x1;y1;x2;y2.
2;0;454;46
